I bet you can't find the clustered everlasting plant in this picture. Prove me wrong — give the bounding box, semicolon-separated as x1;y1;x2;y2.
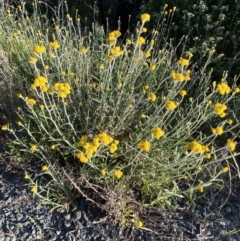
0;0;239;228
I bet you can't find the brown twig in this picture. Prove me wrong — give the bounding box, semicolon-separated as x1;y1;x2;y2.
62;168;97;205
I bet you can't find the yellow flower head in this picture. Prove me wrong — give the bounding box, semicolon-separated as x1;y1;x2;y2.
148;93;157;102
222;167;229;173
227;139;236;151
29;56;38;64
41;165;48;171
33;45;46;54
114;169;123;179
110;46;124;56
152;127;164;140
227;119;233;125
137;140;151;152
27;98;36;106
30;144;37;152
101;169;106;176
179;90;187;96
165;100;177;111
80;47;87;54
186;141;203;153
31;186;37;193
136;220;143;228
216;82;231;95
76;152;88;163
214;103;227;117
211;126;224;135
198;186;204;193
137;37;145;45
141;13;151;22
1;124;8;131
178;57;189;66
150;64;156;71
50;40;60;50
24;173;30;179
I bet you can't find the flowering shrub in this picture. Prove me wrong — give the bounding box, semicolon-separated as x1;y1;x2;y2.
0;1;239;227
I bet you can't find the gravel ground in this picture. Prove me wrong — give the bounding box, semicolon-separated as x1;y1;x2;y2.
0;138;240;241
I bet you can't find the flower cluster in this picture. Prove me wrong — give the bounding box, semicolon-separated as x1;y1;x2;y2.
137;140;151;152
211;126;224;135
110;46;124;57
171;70;191;81
178;57;189;66
50;40;60;50
152;127;164;140
76;132;119;163
216;82;231;95
186;141;210;156
33;45;46;54
141;13;150;22
214;103;227;117
53;82;71;98
106;30;121;43
31;76;48;92
165;100;177;111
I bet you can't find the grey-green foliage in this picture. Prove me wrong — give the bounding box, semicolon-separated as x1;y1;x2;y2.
140;0;240;81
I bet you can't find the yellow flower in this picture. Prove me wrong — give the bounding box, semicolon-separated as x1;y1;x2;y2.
150;64;156;71
211;126;224;135
41;165;48;171
205;153;211;159
50;144;55;150
148;93;157;102
29;56;38;64
17;121;22;126
110;46;124;56
152;127;164;140
171;71;185;82
24;173;30;179
145;51;151;58
31;76;48;91
165;100;177;111
101;169;106;176
50;40;60;50
216;82;231;95
136;220;143;228
1;124;8;131
222;167;229;173
31;186;37;193
178;57;189;66
106;30;121;43
30;144;37;152
33;45;46;54
186;141;203;153
141;13;151;22
54;82;71;98
142;27;147;32
227;119;233;125
76;152;88;163
114;169;123;179
126;39;132;45
137;37;145;45
141;113;146;118
227;139;236;151
44;65;49;70
27;98;36;106
80;47;87;54
137;140;151;152
214;103;227;117
198;186;204;193
109;143;118;153
235;87;240;93
179;90;187;96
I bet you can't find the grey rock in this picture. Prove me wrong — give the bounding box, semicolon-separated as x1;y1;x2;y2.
15;213;24;221
215;218;231;226
64;213;71;221
73;210;81;221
